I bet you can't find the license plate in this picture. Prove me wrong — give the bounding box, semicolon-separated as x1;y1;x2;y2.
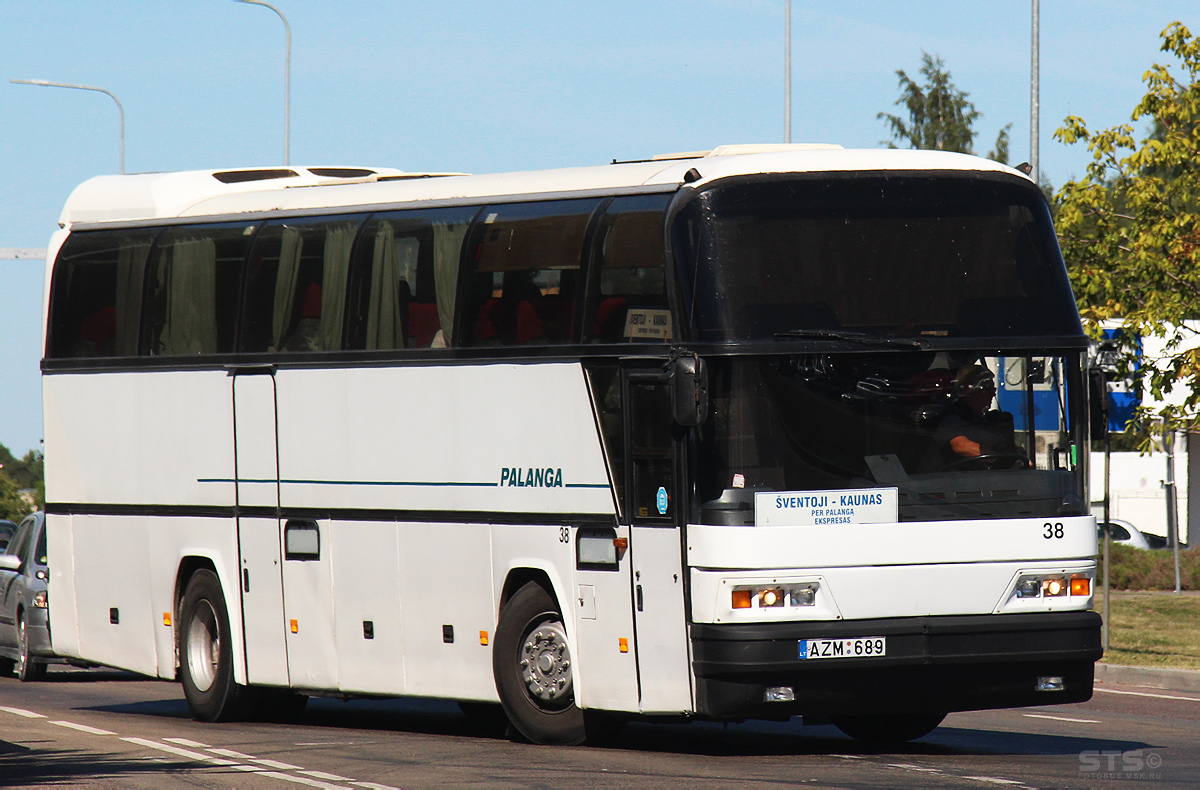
800;637;886;659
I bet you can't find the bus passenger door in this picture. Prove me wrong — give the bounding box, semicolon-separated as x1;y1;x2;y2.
625;369;694;714
232;368;289;686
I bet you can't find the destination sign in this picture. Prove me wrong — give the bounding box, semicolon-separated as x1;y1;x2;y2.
754;487;899;526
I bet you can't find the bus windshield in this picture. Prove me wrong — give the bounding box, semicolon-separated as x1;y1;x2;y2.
693;351;1089;525
675;174;1081;342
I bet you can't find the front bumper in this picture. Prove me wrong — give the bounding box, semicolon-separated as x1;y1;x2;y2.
691;611;1102;719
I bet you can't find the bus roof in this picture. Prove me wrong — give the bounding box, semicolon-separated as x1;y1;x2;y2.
59;146;1027;228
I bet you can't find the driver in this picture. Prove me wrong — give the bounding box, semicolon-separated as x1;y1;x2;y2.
935;364;1021;462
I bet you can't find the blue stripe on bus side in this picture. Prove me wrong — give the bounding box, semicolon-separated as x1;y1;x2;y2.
197;478;610;489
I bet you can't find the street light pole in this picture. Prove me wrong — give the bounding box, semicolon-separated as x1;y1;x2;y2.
784;0;792;143
1030;0;1040;179
11;78;125;174
236;0;291;165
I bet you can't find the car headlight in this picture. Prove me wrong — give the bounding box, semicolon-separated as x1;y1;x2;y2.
33;590;48;609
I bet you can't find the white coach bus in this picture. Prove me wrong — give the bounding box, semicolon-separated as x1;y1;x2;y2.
41;146;1102;745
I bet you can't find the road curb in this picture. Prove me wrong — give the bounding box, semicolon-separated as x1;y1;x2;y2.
1096;663;1200;692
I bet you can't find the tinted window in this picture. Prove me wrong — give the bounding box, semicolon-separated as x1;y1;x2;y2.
347;207;476;349
676;176;1082;342
586;194;670;343
241;216;366;352
143;223;254;355
33;521;47;566
47;230;156;358
459;199;602;346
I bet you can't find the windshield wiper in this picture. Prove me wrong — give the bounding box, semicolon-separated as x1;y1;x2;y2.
773;329;927;349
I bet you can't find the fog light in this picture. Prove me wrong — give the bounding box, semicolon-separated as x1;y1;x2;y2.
1042;578;1067;597
763;686;795;702
1070;577;1091;596
790;584;818;606
1036;675;1065;692
732;590;752;609
1016;576;1041;598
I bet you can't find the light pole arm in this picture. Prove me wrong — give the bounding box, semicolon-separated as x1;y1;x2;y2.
236;0;291;165
11;78;125;173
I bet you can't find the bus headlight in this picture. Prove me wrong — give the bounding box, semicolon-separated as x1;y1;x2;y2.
732;583;820;609
1042;578;1068;597
1012;572;1092;600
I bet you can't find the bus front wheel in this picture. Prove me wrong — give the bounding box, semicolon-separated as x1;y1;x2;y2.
493;582;587;745
179;569;253;722
830;712;946;744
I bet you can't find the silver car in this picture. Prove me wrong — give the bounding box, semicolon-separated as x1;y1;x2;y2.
0;512;52;680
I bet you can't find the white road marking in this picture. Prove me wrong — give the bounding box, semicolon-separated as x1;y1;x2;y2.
165;737;211;748
50;720;116;735
1095;687;1200;702
352;783;401;790
0;705;46;718
208;747;256;760
121;737;216;762
301;769;351;781
887;763;940;772
1023;713;1102;724
256;771;347;789
254;758;304;770
963;777;1026;786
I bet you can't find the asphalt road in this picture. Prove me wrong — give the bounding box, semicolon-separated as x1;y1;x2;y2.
2;665;1198;788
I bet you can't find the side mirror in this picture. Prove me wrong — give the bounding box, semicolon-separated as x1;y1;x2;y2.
1089;369;1110;440
671;354;709;426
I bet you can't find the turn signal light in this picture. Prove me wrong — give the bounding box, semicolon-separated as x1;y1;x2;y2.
1070;577;1091;596
732;590;752;609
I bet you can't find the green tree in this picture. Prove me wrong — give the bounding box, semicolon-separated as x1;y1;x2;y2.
879;52;1011;163
1055;22;1200;441
0;443;42;518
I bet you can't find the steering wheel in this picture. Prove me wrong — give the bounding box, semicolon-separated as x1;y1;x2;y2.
942;452;1030;472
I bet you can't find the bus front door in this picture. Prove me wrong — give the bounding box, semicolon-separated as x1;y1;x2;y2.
625;371;694;714
232;367;290;687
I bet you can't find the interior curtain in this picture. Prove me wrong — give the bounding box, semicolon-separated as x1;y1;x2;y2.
113;237;146;355
159;236;217;354
319;223;356;351
271;227;303;350
366;222;401;349
433;222;466;345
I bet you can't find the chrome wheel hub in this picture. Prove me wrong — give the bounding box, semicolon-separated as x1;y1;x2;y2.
186;601;219;692
519;619;572;704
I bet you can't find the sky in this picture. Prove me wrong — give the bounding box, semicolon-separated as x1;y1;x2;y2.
1;0;1197;456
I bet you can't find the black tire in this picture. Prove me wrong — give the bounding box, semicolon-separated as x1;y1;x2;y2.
179;569;253;722
831;712;946;744
16;613;46;682
493;582;587;745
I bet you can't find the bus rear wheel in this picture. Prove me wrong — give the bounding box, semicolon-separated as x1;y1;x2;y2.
179;569;253;722
830;712;946;744
493;582;587;745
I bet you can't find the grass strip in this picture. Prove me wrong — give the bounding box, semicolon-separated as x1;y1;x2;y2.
1095;590;1200;670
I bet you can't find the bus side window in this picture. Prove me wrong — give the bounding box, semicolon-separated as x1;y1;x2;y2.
346;207;475;350
46;230;156;359
458;199;602;347
585;194;671;344
240;216;365;353
143;224;253;356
